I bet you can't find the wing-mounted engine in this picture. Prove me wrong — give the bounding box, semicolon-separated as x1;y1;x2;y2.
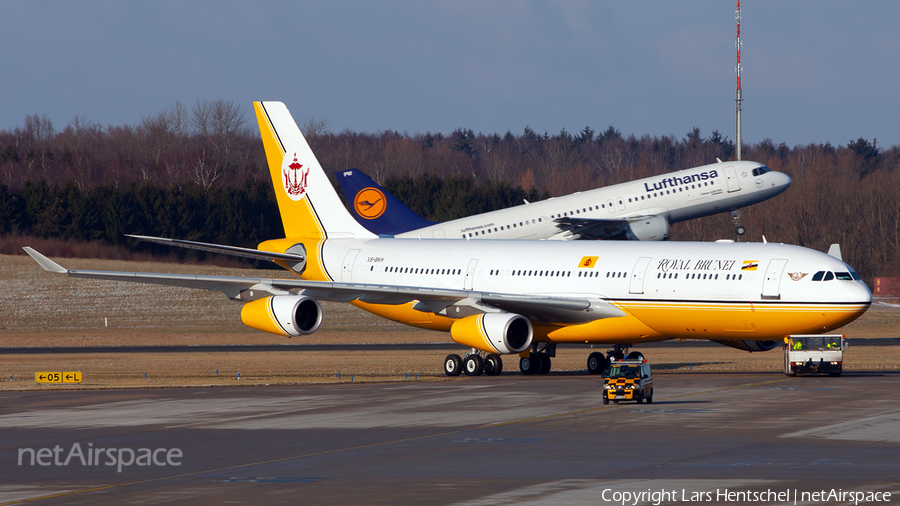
241;295;323;337
710;339;780;352
625;215;670;241
450;313;533;354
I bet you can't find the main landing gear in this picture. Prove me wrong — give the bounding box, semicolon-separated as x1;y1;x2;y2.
519;343;555;376
587;343;644;375
731;209;746;236
444;350;503;377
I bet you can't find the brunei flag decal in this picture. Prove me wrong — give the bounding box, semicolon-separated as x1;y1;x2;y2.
579;256;599;268
741;260;759;271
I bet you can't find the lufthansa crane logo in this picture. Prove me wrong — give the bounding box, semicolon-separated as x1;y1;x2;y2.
354;188;386;219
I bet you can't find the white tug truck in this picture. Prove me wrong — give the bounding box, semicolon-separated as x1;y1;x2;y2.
784;335;847;377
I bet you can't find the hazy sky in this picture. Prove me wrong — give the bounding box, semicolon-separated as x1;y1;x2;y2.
3;1;898;146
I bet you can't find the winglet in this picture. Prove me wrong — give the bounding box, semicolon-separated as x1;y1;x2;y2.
827;244;843;261
22;247;68;274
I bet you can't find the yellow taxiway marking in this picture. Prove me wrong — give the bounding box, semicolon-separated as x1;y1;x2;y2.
1;376;794;505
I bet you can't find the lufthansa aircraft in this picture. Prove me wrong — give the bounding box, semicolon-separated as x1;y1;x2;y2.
25;102;870;378
335;159;791;240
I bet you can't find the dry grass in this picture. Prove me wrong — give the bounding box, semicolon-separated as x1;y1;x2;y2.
2;252;899;391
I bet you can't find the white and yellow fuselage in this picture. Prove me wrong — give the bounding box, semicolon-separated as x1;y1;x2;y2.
290;237;870;344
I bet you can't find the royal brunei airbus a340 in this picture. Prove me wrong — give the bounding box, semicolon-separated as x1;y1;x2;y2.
25;101;871;377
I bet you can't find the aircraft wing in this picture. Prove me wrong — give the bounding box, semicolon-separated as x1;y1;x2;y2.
23;247;623;325
553;215;657;240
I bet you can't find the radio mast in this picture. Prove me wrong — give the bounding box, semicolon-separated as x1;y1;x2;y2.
735;0;742;160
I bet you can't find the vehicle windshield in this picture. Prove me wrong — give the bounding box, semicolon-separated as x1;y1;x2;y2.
794;337;841;350
607;366;641;379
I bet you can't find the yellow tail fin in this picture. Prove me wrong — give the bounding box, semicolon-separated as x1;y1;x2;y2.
254;101;375;240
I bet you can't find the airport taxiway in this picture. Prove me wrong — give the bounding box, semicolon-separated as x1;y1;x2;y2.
1;372;898;505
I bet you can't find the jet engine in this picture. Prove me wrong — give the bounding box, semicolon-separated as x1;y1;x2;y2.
450;313;533;354
241;295;323;337
710;339;780;352
625;215;670;241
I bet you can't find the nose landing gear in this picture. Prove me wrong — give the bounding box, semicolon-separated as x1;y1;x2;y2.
731;210;746;236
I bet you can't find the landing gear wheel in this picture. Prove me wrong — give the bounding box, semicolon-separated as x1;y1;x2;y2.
519;355;541;375
602;394;609;405
484;354;503;376
443;354;462;377
537;354;551;375
587;352;607;375
626;351;644;361
730;210;745;237
463;355;484;376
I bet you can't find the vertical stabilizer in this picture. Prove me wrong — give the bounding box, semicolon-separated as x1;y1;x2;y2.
334;168;437;235
254;101;375;240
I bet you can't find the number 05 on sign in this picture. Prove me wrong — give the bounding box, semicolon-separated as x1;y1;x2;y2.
35;372;82;383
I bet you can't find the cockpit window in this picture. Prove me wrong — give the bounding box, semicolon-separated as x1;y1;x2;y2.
751;166;772;176
823;271;834;281
812;271;825;281
835;272;853;281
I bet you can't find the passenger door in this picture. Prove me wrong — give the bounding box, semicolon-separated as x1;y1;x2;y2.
761;259;787;300
724;165;742;193
464;259;478;290
341;249;360;282
629;257;652;294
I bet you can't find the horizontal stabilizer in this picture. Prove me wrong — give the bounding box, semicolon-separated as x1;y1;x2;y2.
126;235;305;265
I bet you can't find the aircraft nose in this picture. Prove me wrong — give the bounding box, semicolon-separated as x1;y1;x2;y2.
775;171;792;189
851;279;873;305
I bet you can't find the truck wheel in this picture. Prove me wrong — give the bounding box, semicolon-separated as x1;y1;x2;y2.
602;394;609;405
637;391;644;404
829;372;841;377
647;389;653;403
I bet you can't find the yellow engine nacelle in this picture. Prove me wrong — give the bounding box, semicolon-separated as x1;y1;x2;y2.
450;313;533;354
241;295;323;337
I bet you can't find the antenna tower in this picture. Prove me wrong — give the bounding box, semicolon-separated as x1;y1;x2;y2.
735;0;742;160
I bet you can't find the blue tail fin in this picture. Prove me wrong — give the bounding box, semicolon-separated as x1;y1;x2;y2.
335;169;436;236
